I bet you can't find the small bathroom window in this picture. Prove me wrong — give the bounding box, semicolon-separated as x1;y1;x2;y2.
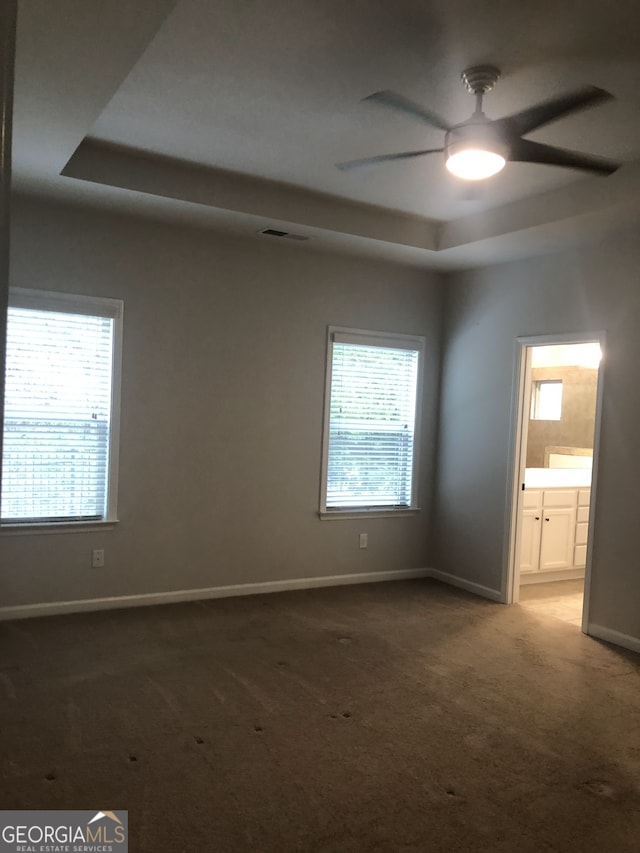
531;380;562;420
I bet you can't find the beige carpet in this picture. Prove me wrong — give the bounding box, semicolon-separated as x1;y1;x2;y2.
1;579;639;852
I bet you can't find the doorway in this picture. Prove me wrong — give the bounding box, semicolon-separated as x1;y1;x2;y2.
506;334;604;632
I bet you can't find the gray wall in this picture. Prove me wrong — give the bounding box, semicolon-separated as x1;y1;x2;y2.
435;229;640;640
0;195;442;609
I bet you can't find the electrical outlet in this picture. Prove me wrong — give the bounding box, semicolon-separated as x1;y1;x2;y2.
92;549;104;568
359;533;368;549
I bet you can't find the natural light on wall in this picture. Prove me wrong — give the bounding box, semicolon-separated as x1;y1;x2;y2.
531;343;602;369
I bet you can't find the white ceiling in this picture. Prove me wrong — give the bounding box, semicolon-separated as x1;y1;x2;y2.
12;0;640;268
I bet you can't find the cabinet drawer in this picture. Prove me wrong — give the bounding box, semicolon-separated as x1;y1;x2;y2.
575;522;589;546
578;489;591;507
523;489;542;509
577;505;590;523
575;544;587;567
543;489;578;508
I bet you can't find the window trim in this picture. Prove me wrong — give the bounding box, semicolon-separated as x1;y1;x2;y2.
1;287;123;529
319;326;424;519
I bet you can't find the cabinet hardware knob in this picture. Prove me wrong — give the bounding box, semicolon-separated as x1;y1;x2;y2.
545;517;550;521
535;516;540;520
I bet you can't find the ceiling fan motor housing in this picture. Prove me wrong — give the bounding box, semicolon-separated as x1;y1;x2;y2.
461;65;501;95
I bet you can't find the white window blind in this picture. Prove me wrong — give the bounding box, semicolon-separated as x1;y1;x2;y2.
1;289;122;524
322;328;423;512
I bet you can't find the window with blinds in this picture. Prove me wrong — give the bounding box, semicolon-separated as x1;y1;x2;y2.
1;289;123;525
320;328;424;514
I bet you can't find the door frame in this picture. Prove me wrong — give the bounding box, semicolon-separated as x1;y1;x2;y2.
502;332;606;633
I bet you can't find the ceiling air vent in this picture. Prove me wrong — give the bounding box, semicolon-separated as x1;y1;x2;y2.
259;228;309;241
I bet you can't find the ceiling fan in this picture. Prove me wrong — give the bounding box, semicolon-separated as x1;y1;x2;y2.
337;66;620;180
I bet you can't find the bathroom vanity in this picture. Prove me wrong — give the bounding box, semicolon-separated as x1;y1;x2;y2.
519;468;591;578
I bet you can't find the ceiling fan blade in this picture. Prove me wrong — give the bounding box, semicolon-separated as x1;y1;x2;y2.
363;90;451;132
509;138;620;175
498;87;614;137
336;148;444;171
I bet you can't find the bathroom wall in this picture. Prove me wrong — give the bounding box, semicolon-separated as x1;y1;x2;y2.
526;365;598;467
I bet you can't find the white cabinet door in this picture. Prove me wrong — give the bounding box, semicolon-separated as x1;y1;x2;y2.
574;544;587;568
575;490;591;568
519;509;543;573
539;507;577;571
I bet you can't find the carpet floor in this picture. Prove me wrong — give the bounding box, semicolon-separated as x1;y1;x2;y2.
0;578;639;852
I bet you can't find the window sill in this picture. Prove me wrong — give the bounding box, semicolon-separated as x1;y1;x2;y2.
0;520;119;536
318;508;420;521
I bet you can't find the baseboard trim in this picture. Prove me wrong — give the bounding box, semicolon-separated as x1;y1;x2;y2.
520;568;585;585
0;568;431;622
428;569;503;603
586;623;640;655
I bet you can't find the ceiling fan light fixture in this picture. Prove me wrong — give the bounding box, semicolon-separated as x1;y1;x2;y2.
445;147;506;180
444;121;507;180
